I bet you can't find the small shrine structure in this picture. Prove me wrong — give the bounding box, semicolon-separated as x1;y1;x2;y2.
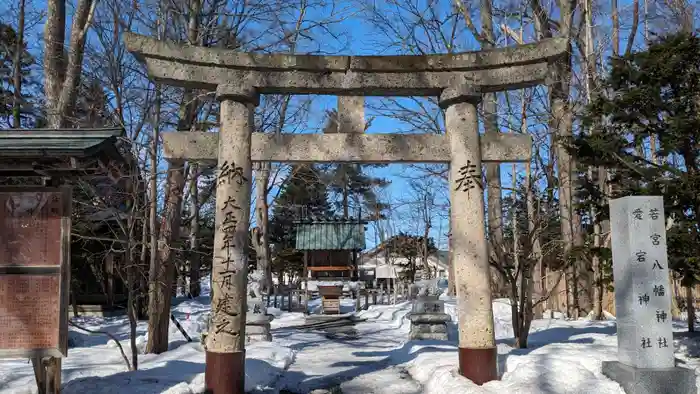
295;217;365;314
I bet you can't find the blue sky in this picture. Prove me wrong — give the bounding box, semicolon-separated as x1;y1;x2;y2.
3;0;681;251
288;6;518;251
268;7;467;251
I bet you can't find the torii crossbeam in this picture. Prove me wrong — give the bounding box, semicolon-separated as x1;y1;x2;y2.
125;32;566;394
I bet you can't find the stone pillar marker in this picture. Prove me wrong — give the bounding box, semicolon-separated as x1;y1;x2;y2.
440;86;497;385
603;196;696;394
409;295;451;341
205;84;257;394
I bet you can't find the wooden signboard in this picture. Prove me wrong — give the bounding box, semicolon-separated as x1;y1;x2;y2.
0;187;71;359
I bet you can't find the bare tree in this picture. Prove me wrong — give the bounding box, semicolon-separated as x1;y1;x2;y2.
44;0;98;128
11;0;26;128
454;0;507;297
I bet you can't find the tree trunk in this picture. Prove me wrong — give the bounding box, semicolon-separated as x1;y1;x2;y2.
145;103;159;319
582;0;607;319
687;283;695;332
512;155;534;348
52;0;96;128
531;0;576;318
43;0;66;125
139;179;150;320
671;275;682;319
515;264;535;348
147;0;201;353
592;166;609;320
126;215;138;370
254;162;272;294
521;87;544;319
592;216;604;320
478;0;505;298
12;0;26;128
574;214;591;314
421;198;431;280
509;277;521;344
146;82;163;351
42;0;97;128
146;164;183;354
188;166;202;297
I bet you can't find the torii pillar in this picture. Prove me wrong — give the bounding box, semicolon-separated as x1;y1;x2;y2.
206;84;257;394
441;86;497;383
123;30;567;391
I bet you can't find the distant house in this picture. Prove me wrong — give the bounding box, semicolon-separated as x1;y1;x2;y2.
359;244;449;282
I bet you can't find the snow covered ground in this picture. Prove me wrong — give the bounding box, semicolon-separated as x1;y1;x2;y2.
2;284;700;394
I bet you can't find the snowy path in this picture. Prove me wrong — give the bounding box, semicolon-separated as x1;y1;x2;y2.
269;302;423;393
3;290;700;393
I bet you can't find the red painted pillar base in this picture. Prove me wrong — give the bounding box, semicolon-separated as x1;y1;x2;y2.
205;350;245;394
458;347;498;385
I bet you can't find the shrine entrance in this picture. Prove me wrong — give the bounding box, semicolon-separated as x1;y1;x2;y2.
125;31;567;394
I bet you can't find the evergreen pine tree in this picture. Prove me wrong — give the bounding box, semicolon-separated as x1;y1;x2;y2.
269;164;333;279
571;32;700;307
317;109;391;219
0;22;39;128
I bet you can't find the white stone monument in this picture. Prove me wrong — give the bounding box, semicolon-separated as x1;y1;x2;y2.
603;196;696;394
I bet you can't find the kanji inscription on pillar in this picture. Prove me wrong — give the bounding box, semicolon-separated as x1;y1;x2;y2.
0;188;69;358
610;196;674;369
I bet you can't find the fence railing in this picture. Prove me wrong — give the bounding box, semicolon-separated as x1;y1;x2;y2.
262;284;410;313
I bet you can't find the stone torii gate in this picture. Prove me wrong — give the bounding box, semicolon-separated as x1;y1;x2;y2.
125;33;566;394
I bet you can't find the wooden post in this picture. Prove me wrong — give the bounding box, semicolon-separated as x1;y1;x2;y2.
105;253;115;308
45;357;61;393
32;357;46;394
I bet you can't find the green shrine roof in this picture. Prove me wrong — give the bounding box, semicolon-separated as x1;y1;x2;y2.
295;220;366;251
0;128;125;177
0;128;122;158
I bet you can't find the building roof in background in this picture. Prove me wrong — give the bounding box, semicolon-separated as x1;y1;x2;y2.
435;250;449;267
363;243;449;264
360;250;449;269
0;128;125;177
